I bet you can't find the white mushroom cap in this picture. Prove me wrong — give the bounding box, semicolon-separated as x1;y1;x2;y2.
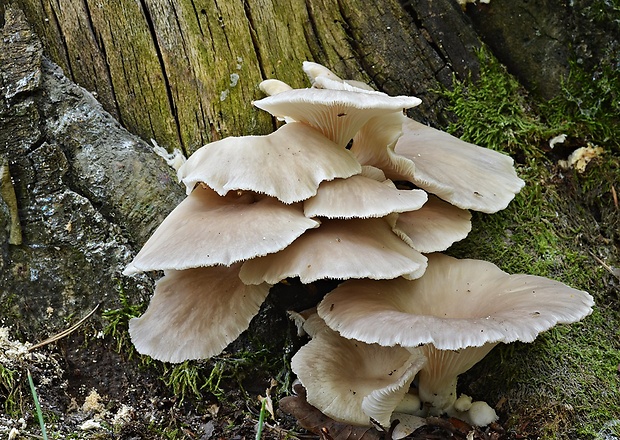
252;87;421;148
123;185;319;274
302;61;376;92
317;253;594;350
239;218;428;284
303;167;427;219
259;79;293;96
302;61;343;84
349;112;417;181
394;195;472;253
291;324;426;427
129;264;271;363
394;119;525;213
178;122;362;204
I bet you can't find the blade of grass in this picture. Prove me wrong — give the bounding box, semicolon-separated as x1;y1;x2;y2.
27;370;48;440
256;397;267;440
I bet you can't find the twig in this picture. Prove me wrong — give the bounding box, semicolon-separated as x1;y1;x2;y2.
28;303;100;351
589;252;620;281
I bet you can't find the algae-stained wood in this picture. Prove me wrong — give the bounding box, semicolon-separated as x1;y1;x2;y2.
16;0;481;154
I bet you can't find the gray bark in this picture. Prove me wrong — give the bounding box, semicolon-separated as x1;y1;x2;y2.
0;6;184;336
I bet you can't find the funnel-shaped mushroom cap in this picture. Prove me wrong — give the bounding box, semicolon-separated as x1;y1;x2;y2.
123;186;319;274
394;196;472;253
291;325;426;426
394;119;525;213
178;122;361;203
129;264;271;363
361;353;427;428
239;218;428;284
303;167;427;219
318;253;594;350
253;87;421;148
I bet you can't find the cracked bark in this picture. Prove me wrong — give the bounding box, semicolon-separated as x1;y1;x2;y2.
14;0;483;156
0;6;184;336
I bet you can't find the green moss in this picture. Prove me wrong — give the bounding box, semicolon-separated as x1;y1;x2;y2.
439;49;553;158
101;286;147;356
0;363;19;415
440;43;620;157
544;60;620;151
440;46;620;439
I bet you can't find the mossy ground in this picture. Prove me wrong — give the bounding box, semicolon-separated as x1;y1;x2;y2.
442;49;620;439
2;36;619;440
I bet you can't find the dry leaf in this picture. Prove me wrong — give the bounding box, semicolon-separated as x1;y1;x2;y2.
279;384;383;440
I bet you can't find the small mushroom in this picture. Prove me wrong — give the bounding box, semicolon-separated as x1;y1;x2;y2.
239;217;428;284
291;323;427;427
123;185;319;274
303;166;428;219
317;253;594;413
302;61;376;92
302;61;344;84
394;119;525;213
178;122;362;204
253;86;421;148
129;263;271;363
258;78;293;96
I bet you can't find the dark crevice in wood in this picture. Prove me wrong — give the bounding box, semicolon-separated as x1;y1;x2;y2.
303;0;325;58
189;0;204;36
398;0;449;70
94;26;123;125
242;0;266;81
80;0;99;50
48;3;75;81
82;0;122;123
138;0;184;150
212;0;232;53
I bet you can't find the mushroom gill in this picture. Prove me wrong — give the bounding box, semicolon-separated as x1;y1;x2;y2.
317;253;594;414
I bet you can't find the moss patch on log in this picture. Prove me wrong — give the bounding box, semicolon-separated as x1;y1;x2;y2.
442;49;620;440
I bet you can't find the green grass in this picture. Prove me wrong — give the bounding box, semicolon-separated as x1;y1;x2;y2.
103;291;292;407
28;369;49;440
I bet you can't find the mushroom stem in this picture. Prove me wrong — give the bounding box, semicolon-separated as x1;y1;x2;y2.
416;343;497;415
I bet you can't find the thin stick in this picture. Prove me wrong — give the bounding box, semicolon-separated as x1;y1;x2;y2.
590;252;620;280
28;303;100;351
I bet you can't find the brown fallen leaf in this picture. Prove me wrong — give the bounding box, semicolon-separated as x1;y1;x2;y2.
279;384;384;440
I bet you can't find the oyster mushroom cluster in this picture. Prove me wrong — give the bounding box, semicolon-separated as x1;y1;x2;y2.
123;62;594;436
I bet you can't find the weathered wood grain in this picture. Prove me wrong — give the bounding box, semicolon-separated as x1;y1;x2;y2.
15;0;482;154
